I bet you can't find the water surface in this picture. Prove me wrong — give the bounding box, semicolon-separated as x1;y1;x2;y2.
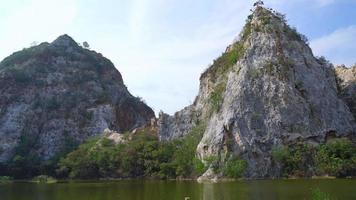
1;179;355;200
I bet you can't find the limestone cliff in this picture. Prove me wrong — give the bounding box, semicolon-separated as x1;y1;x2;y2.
335;65;356;119
158;6;356;178
0;35;154;162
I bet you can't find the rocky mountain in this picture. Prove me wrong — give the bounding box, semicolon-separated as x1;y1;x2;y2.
0;35;154;163
335;65;356;119
158;6;356;179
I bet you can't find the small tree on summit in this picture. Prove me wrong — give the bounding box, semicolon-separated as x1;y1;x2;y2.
83;41;90;49
253;0;264;7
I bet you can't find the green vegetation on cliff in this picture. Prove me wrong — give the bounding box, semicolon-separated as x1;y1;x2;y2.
223;156;247;178
58;124;207;179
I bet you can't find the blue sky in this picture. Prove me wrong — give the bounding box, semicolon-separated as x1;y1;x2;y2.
0;0;355;115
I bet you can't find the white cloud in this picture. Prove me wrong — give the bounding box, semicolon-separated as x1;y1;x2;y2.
310;26;356;66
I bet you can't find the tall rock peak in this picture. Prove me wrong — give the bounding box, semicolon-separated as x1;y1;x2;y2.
51;34;79;47
158;5;356;179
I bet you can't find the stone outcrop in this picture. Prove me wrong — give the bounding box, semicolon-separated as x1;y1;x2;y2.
103;128;125;144
335;65;356;119
158;6;356;178
0;35;154;162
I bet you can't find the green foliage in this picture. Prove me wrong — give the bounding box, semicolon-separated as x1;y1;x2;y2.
314;139;356;177
204;155;218;167
251;7;277;33
0;176;13;184
193;158;206;175
206;41;246;113
241;20;252;41
203;155;221;173
288;27;309;44
10;68;31;83
273;144;312;177
274;11;287;23
6;133;43;179
272;139;356;177
201;36;246;84
162;123;207;178
3;130;80;179
272;146;290;162
208;82;226;113
260;14;271;26
275;56;293;81
57;137;107;179
264;60;275;75
0;47;35;68
223;156;247;178
31;175;57;184
58;124;207;179
316;56;330;65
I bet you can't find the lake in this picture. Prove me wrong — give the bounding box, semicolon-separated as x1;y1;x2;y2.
1;179;355;200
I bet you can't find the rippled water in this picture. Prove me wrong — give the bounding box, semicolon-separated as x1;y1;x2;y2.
1;179;355;200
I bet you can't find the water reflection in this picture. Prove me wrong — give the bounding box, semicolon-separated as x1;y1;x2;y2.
0;179;356;200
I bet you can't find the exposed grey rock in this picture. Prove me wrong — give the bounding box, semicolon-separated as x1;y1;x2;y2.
0;35;154;162
158;6;356;179
103;128;125;144
51;34;78;48
158;106;197;140
335;65;356;119
0;103;29;162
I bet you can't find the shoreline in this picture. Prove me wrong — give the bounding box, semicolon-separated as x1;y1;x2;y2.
3;176;355;184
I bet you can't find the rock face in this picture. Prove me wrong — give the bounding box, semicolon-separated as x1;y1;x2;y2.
335;65;356;119
158;7;356;178
0;35;154;162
